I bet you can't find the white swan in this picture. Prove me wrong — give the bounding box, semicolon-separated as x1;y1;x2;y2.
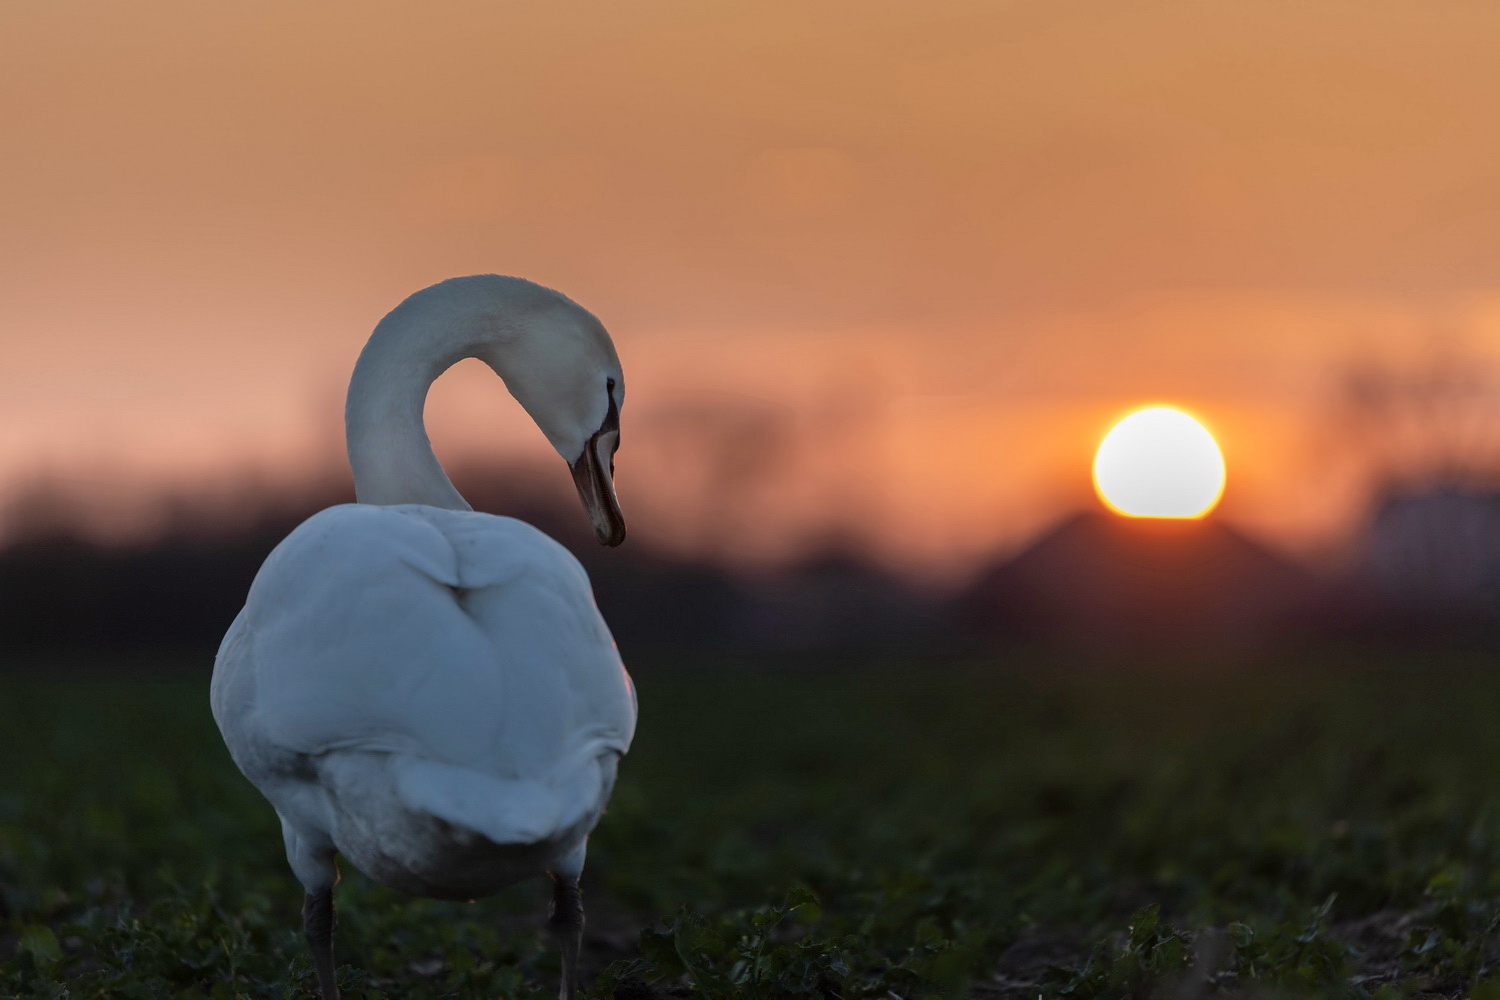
210;275;637;1000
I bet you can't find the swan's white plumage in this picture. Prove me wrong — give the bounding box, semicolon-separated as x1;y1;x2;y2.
210;275;636;920
211;503;635;897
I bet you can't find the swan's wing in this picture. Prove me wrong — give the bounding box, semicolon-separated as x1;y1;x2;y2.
212;504;635;785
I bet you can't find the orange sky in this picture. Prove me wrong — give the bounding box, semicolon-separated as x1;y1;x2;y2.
5;1;1500;575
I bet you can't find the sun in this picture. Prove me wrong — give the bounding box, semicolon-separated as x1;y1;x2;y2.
1092;406;1225;518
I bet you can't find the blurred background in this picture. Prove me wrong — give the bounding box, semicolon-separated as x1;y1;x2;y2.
15;4;1500;997
6;0;1500;657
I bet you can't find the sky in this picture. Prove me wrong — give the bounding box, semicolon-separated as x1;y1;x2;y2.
4;0;1500;575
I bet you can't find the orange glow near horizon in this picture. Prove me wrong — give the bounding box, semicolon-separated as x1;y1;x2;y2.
4;2;1500;571
1093;407;1226;519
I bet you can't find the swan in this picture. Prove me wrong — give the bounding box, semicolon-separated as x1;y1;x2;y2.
210;275;637;1000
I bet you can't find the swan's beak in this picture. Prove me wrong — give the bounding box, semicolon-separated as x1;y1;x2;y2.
570;430;625;546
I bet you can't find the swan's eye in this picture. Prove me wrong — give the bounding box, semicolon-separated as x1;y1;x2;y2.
600;382;621;436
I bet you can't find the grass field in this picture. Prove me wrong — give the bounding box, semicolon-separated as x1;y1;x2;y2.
5;647;1500;998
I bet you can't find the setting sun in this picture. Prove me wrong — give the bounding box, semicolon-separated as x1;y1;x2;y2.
1093;407;1226;518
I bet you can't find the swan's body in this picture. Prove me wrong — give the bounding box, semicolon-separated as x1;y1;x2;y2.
210;276;635;999
213;504;633;897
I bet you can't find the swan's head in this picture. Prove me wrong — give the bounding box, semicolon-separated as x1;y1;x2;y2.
480;285;627;546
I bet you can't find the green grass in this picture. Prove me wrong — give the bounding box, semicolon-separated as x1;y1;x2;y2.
5;647;1500;998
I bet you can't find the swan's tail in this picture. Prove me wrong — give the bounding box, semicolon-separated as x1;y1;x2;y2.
386;745;620;846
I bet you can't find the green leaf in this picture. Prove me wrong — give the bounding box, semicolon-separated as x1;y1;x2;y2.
640;925;686;978
20;924;64;965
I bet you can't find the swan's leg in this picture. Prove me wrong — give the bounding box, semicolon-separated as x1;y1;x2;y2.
282;820;341;1000
548;874;584;1000
303;888;340;1000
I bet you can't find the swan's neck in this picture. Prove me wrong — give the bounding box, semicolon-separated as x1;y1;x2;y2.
344;304;481;511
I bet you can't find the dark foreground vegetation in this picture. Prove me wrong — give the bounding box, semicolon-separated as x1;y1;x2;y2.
4;649;1500;998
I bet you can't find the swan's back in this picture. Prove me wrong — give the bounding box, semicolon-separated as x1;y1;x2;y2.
211;504;636;882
